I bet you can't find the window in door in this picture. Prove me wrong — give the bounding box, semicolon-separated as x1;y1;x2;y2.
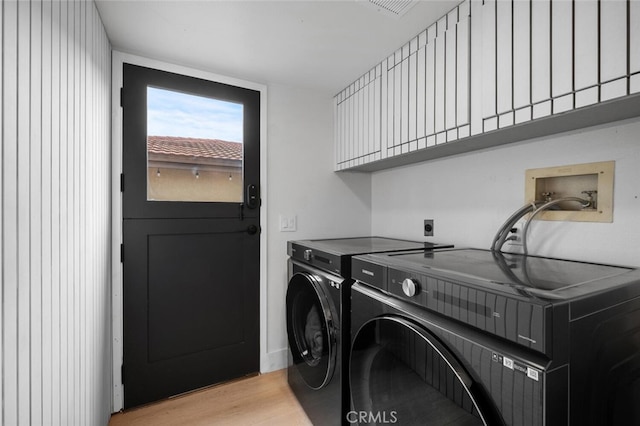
146;86;244;203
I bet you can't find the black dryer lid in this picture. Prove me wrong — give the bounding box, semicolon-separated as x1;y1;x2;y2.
290;236;451;256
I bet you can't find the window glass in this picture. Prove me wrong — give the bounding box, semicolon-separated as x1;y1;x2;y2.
146;86;243;202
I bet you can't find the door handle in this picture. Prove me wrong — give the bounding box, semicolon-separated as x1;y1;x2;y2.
247;225;259;235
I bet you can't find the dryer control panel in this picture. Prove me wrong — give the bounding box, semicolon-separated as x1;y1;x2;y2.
289;242;343;276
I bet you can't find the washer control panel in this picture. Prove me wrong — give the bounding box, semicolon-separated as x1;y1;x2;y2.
401;278;419;297
386;266;545;354
389;269;425;304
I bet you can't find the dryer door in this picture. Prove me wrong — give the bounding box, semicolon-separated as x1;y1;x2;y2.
286;271;338;390
350;316;497;425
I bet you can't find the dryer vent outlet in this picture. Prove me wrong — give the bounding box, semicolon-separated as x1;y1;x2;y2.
424;219;434;237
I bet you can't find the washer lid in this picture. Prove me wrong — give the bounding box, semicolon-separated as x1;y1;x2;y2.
378;249;638;299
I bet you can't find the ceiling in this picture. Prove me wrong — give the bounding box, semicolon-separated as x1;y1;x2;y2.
95;0;460;96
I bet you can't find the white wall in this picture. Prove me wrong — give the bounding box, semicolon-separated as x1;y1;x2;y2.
264;83;371;369
371;117;640;267
1;1;112;425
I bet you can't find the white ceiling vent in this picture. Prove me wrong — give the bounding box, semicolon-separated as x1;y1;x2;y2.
362;0;418;18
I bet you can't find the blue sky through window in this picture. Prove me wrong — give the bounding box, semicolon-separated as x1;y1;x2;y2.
147;86;244;143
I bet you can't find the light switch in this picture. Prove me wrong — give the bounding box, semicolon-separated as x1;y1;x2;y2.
279;214;297;232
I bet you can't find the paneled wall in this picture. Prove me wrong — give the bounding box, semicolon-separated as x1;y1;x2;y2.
1;1;112;425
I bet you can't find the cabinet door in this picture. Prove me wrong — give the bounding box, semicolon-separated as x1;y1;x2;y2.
351;79;359;166
342;86;349;168
373;65;382;162
400;44;410;150
435;16;446;141
381;56;390;160
600;0;628;101
481;0;497;131
359;71;382;165
345;88;353;168
408;38;418;151
356;78;363;166
362;75;370;165
456;1;470;138
513;0;531;124
393;50;402;155
632;0;640;93
416;30;427;150
342;87;353;169
445;8;458;138
425;25;436;146
496;0;512;127
351;80;358;165
531;0;551;119
385;54;396;157
334;93;343;170
552;0;573;113
574;0;599;108
337;70;388;168
469;0;483;136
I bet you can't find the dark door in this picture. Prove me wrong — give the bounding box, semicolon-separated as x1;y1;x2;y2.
121;63;260;408
350;316;496;426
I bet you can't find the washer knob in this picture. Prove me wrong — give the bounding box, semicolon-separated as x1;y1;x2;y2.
402;278;419;297
303;249;313;261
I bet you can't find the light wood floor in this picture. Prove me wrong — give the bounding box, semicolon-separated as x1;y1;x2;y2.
109;369;313;426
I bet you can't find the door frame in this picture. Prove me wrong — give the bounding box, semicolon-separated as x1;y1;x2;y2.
110;51;268;412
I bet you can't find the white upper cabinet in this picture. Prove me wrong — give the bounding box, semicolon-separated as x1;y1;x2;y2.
551;0;574;113
469;0;483;136
512;0;531;123
574;0;599;108
434;16;447;139
425;26;437;145
335;0;640;172
496;0;513;126
335;0;472;171
335;67;383;170
408;39;418;150
416;30;428;149
631;0;640;93
456;2;471;138
481;0;497;131
531;0;552;119
601;0;628;101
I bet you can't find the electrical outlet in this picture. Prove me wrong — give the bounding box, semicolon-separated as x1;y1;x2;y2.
423;219;434;237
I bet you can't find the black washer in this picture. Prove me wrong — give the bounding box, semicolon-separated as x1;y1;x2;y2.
350;248;640;425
